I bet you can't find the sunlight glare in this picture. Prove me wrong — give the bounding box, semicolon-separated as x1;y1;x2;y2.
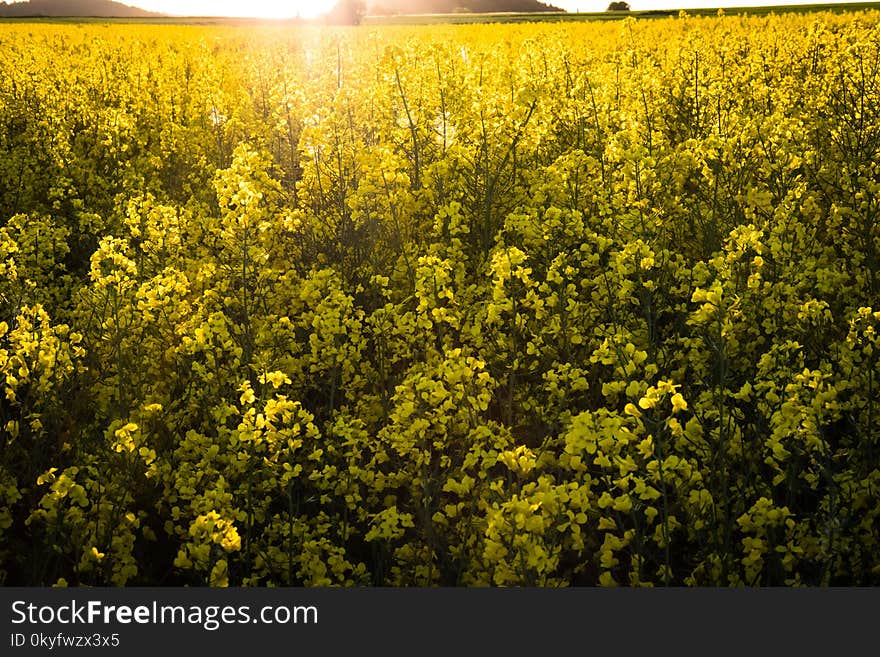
132;1;337;19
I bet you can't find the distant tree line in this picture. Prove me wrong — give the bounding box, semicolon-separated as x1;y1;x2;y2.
328;0;565;22
326;0;367;24
0;0;160;17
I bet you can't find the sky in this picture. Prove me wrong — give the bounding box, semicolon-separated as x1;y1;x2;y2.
128;1;335;18
33;0;877;18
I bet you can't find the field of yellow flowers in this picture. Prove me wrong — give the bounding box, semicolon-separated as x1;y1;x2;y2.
1;11;879;587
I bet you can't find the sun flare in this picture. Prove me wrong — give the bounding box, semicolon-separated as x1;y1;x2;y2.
131;1;336;19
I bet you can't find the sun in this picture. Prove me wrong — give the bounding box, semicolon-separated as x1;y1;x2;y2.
131;1;337;19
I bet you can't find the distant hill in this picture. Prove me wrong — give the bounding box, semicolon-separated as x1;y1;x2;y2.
367;0;565;14
0;0;564;19
0;0;162;17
